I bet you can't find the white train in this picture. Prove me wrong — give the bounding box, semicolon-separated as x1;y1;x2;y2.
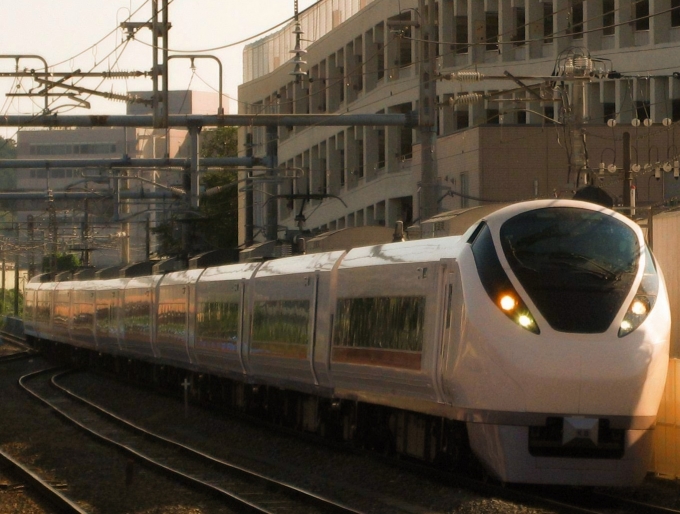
23;199;671;486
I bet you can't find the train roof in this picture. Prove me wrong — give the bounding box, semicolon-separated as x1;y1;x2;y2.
339;236;464;269
255;250;346;278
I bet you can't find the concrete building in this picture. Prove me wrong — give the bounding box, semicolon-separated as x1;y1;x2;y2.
237;0;680;245
13;90;221;268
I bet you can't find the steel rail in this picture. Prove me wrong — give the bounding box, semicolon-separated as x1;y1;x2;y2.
0;430;88;513
20;368;364;514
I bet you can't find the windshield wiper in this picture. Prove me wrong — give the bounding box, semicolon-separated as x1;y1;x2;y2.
547;251;622;281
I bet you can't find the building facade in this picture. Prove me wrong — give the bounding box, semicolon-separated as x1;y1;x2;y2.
238;0;680;244
13;90;221;269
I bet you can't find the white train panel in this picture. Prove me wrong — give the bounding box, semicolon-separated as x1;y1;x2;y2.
245;251;345;391
94;278;127;353
155;269;205;364
70;281;97;349
122;275;162;358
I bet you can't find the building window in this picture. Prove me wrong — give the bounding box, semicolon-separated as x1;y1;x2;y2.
672;99;680;122
603;0;615;35
544;105;555;124
635;101;650;121
672;0;680;27
543;2;553;42
517;110;527;124
398;23;412;65
603;102;617;123
569;0;584;38
455;15;468;54
487;107;500;124
486;12;499;50
460;173;469;208
400;126;412;159
513;7;525;46
356;139;364;179
339;149;345;187
635;0;650;31
456;109;469;130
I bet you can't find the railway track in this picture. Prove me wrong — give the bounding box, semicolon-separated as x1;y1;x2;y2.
19;367;366;514
0;331;35;361
0;447;88;514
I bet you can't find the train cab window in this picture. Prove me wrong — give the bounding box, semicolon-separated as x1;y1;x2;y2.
333;296;425;351
500;207;639;333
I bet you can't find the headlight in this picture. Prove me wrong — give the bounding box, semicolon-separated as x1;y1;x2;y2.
470;223;540;335
496;292;540;334
619;247;658;337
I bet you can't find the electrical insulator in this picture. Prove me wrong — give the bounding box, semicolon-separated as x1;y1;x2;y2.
655;165;662;180
631;164;641;173
664;162;673;172
450;92;485;106
674;160;680;180
448;71;484;83
608;164;617;174
599;162;605;177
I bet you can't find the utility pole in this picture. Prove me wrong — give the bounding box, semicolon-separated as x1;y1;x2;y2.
418;0;439;222
13;256;19;316
623;131;633;208
245;131;254;247
265;125;278;241
151;0;170;129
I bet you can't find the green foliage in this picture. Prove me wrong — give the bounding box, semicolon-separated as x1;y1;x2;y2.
0;289;23;317
154;127;239;257
42;252;81;273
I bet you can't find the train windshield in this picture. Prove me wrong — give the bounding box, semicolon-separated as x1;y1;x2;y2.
500;207;639;333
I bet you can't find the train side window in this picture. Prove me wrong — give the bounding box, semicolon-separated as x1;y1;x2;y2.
247;300;311;360
197;301;240;343
333;296;425;351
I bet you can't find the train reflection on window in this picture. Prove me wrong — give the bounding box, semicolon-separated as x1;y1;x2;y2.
333;296;425;351
252;300;310;346
36;292;50;322
196;301;240;347
96;304;113;334
157;303;187;342
124;301;151;335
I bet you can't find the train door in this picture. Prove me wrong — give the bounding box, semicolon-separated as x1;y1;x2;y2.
308;272;320;386
437;259;464;404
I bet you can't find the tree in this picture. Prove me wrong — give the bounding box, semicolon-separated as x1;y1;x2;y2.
42;252;81;273
153;127;239;257
198;126;239;251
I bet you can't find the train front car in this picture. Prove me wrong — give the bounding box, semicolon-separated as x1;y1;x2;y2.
453;199;670;486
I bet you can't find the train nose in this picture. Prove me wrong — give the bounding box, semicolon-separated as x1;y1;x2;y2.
577;331;668;417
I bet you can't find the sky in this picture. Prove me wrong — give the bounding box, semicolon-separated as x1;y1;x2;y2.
0;0;318;131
